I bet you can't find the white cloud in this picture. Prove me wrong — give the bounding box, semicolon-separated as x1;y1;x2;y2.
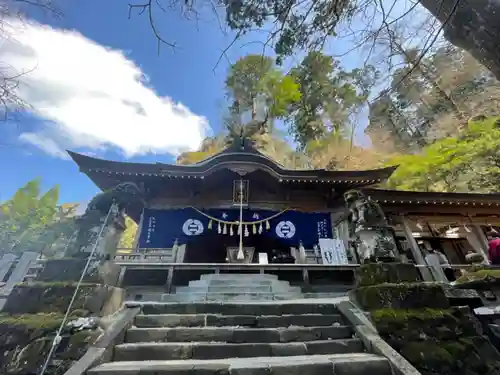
19;132;70;159
0;18;209;158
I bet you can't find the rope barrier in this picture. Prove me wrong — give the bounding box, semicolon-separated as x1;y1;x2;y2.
189;206;288;225
39;202;117;375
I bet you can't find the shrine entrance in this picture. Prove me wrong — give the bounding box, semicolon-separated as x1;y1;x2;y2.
183;229;291;264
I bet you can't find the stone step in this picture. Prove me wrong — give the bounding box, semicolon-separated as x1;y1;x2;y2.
114;339;364;361
163;293;302;302
302;292;348;299
125;325;353;343
134;313;345;328
130;292;303;303
89;353;392;375
175;286;302;294
133;302;340;316
188;279;290;287
200;273;278;281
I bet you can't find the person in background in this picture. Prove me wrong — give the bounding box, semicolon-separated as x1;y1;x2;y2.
422;242;455;282
436;249;456;282
487;231;500;265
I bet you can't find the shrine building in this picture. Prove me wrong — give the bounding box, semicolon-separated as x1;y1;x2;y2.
68;140;500;289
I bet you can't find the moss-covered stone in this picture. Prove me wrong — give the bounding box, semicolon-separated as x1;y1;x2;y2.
351;262;500;374
371;308;478;341
355;282;449;310
0;313;100;375
38;258;121;286
456;269;500;285
355;263;421;287
2;282;113;315
368;305;500;375
397;338;500;375
38;258;91;282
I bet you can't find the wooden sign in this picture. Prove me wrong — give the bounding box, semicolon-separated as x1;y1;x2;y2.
232;180;249;206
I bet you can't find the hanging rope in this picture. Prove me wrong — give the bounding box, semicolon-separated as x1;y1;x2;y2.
189;206;288;225
39;202;118;375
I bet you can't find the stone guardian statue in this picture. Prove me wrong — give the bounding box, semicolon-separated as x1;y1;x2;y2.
344;190;398;263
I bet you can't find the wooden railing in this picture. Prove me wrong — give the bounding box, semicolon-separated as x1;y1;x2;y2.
114;252;174;262
114;245;186;263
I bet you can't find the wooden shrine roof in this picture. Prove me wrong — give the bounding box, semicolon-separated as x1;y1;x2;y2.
67;142;397;192
364;188;500;207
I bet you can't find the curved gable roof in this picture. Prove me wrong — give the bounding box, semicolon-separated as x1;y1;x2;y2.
68;148;397;185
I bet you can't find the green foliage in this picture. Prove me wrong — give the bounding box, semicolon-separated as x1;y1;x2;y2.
222;0;354;64
0;179;78;255
225;54;301;121
118;216;138;249
387;117;500;192
182;52;379;170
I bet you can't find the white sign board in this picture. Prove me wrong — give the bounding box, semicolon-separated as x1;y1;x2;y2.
319;238;349;265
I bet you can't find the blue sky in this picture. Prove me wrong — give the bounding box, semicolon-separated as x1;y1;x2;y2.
0;0;421;206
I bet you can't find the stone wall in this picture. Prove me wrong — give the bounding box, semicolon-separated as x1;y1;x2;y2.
352;263;500;375
37;258;121;286
0;261;124;375
0;313;101;375
2;282;124;316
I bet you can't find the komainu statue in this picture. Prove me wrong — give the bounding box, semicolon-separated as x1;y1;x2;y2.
73;182;145;257
344;190;398;263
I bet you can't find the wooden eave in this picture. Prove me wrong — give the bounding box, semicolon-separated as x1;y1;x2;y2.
364;188;500;207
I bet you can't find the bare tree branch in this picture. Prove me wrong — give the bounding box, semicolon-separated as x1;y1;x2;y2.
128;0;178;52
0;0;60;120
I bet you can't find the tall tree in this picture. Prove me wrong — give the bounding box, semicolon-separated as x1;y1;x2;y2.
221;0;500;80
134;0;500;82
287;51;376;149
225;54;301;123
307;131;394;170
0;179;77;255
367;91;422;153
177;54;307;169
367;44;500;151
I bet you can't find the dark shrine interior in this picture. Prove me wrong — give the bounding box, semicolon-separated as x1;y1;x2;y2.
183;229;292;263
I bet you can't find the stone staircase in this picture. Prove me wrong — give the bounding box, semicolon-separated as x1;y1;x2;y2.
128;273;350;303
88;301;394;375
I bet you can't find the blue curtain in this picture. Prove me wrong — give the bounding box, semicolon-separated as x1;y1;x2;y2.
138;208;332;249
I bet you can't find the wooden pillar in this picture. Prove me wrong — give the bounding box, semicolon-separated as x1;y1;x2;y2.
117;266;127;287
401;216;433;281
133;208;145;250
471;224;490;263
165;265;174;293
